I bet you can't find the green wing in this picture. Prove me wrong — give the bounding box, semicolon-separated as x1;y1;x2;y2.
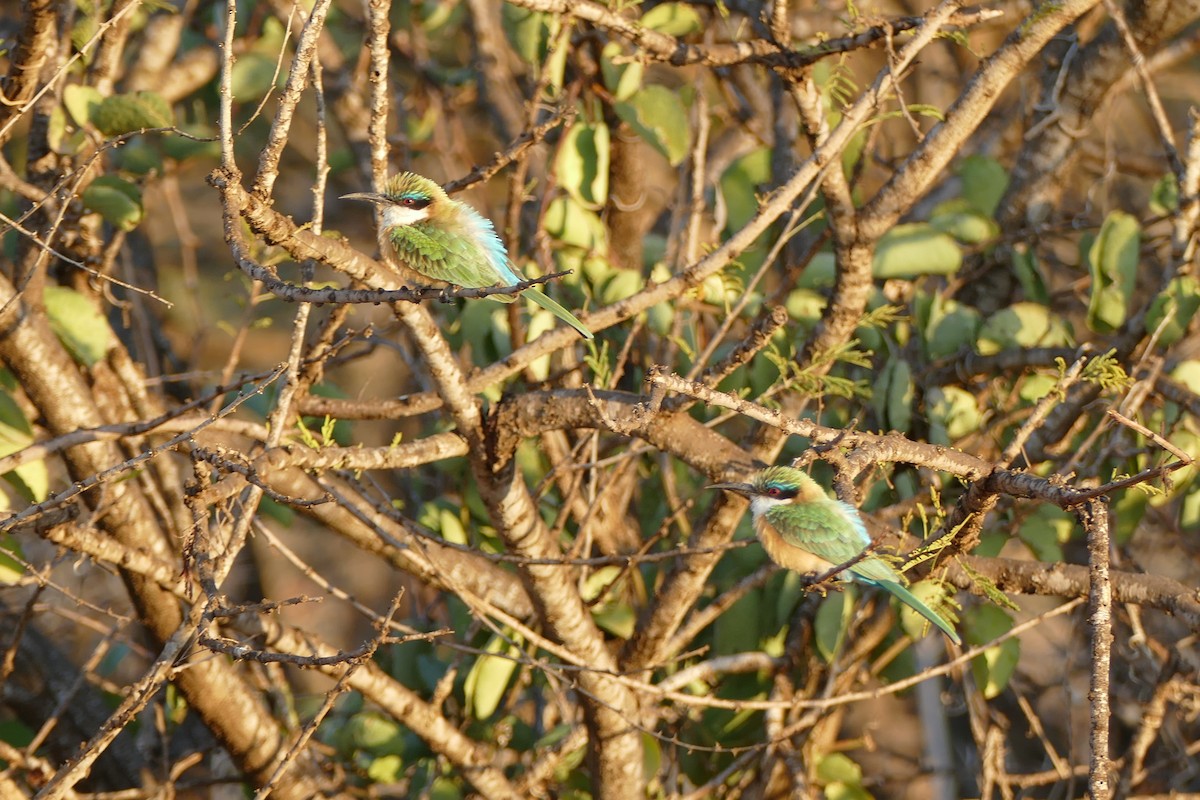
764;501;900;582
387;224;513;298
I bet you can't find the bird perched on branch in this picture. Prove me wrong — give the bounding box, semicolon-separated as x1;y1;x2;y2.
710;465;960;644
342;172;593;339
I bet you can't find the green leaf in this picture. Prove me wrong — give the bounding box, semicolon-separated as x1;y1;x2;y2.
62;84;103;127
49;104;89;155
873;223;962;279
463;632;521;720
1172;359;1200;394
1018;373;1058;403
786;288;828;326
930;203;997;244
957;155;1008;217
366;754;403;784
0;535;24;583
774;569;807;629
429;777;463;800
815;589;852;662
342;712;404;753
817;753;863;786
872;356;912;433
545;196;607;252
1011;243;1049;304
614;85;691;166
93;91;174;136
43;285;114;366
600;42;644;101
719;147;772;233
0;389;48;502
1085;211;1140;333
161;123;222;161
924;297;981;360
582;565;622;602
965;605;1019;698
1145;276;1200;346
230;52;280;101
826;784;874;800
714;588;761;655
926;386;981;445
502;5;558;64
405;106;440;145
642;732;663;783
116;141;162;175
1150;174;1179;216
1017;504;1076;561
438;507;468;546
593;602;636;638
599;269;643;304
81;175;144;231
641;2;703;35
976;302;1071;355
557;123;610;209
1180;486;1200;533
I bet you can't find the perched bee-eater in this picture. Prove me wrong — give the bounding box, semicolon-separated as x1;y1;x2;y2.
710;465;960;644
342;172;593;339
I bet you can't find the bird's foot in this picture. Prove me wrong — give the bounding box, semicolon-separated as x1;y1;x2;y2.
801;575;831;596
438;286;456;304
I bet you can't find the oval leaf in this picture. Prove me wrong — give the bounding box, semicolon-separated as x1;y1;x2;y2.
926;385;981;445
924;298;981;359
600;42;644;101
965;605;1019;699
557;123;610;209
43;285;115;366
464;633;521;720
1085;211;1140;333
545;196;607;252
815;589;852;662
976;302;1071;355
1145;276;1200;346
93;91;174;136
641;2;702;35
957;155;1009;217
0;389;48;502
614;85;691;166
873;223;962;279
81;176;144;231
873;356;912;433
63;84;103;127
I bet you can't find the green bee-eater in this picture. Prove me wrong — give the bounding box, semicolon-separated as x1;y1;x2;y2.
343;172;593;339
710;465;960;644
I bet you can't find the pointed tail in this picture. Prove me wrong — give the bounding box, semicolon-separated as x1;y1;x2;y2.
875;579;961;644
523;289;594;339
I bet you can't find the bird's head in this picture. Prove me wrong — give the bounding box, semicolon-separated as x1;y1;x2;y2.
341;172;449;228
708;465;820;507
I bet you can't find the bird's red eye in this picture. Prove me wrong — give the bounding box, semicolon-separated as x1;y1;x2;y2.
401;198;414;206
766;487;781;497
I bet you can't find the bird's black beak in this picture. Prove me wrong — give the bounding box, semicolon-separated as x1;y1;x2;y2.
707;481;755;496
340;191;386;204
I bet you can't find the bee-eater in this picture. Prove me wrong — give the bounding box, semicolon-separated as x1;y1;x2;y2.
710;465;960;644
342;172;594;339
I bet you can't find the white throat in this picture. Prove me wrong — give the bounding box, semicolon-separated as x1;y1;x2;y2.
381;204;430;228
749;494;789;519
